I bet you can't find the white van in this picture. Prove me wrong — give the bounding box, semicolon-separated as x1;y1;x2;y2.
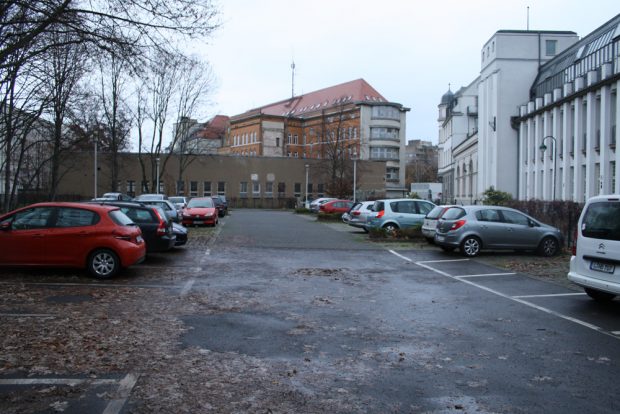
568;195;620;301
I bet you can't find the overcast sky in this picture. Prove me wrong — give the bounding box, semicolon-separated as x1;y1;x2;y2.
194;0;619;144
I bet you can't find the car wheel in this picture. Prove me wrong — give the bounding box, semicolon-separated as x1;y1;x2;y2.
538;236;559;257
382;223;399;233
440;245;455;252
460;236;481;257
584;288;616;302
88;249;120;279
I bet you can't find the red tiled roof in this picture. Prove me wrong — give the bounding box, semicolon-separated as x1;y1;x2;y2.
197;115;229;140
239;79;387;118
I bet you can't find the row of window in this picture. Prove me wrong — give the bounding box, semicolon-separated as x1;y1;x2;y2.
232;132;258;146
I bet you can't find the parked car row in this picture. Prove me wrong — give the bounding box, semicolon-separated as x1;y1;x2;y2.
341;198;563;259
0;194;227;279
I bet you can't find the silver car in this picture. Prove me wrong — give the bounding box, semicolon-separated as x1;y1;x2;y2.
421;205;457;243
344;201;375;232
434;205;562;257
366;198;435;233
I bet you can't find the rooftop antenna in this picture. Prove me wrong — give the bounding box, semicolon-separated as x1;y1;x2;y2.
291;60;296;98
527;6;530;31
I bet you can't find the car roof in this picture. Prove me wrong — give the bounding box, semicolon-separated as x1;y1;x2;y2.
20;202;119;212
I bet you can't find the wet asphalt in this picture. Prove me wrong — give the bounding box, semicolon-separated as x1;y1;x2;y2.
179;210;620;413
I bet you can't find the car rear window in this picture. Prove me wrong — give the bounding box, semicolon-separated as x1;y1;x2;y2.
426;206;445;219
442;207;466;220
373;201;384;212
581;201;620;241
109;209;134;226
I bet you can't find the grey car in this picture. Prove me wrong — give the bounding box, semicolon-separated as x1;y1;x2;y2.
434;205;562;257
366;198;435;232
140;199;180;223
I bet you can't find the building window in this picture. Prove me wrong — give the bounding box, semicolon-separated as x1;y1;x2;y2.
141;181;149;192
371;106;400;120
386;167;399;182
545;40;557;56
265;181;274;197
294;182;301;197
317;183;324;196
370;146;399;160
252;181;260;197
218;181;225;195
240;181;248;197
126;180;135;197
176;181;185;195
190;181;198;197
278;182;286;197
203;181;212;196
276;137;280;147
370;127;399;140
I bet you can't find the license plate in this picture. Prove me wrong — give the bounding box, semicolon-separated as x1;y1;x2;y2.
194;220;204;224
590;261;615;274
435;235;445;242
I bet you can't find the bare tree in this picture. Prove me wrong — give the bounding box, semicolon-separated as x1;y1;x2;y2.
166;57;214;193
317;101;359;198
98;52;132;192
0;0;219;74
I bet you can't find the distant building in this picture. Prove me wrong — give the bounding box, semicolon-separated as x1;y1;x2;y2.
404;139;438;186
170;115;229;155
223;79;409;197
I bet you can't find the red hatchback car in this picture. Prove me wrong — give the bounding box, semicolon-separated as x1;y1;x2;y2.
0;202;146;279
181;197;219;226
319;199;354;214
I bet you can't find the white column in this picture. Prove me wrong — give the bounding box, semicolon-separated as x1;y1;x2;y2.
573;94;584;202
585;90;597;199
600;84;611;195
561;101;571;200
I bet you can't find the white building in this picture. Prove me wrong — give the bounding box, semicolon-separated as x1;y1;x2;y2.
516;14;620;201
438;28;581;203
438;79;479;204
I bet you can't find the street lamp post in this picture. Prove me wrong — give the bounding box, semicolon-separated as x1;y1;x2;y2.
539;135;557;201
304;163;309;208
155;157;160;194
352;152;357;203
93;139;98;199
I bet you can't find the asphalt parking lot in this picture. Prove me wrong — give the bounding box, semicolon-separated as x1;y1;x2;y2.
1;210;620;413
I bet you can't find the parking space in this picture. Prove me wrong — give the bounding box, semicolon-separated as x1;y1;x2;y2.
390;250;620;338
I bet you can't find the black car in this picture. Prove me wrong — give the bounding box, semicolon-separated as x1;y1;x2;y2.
210;195;228;217
172;222;188;246
86;201;176;253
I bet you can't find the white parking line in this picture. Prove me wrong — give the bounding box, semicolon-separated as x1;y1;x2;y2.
180;279;195;296
455;272;517;278
103;373;139;414
0;378;118;386
417;259;470;264
389;251;617;339
514;293;586;298
0;313;54;318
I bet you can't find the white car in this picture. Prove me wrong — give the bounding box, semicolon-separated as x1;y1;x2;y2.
421;205;456;243
344;201;375;232
309;197;336;213
568;194;620;301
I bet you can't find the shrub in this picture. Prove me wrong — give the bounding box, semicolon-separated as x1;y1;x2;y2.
368;227;387;239
482;186;513;205
317;212;342;221
295;207;311;214
394;225;424;240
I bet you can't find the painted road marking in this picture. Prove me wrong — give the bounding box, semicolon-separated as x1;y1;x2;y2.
102;373;139;414
0;378;117;386
389;251;618;340
513;293;586;298
180;279;195;296
455;272;517;278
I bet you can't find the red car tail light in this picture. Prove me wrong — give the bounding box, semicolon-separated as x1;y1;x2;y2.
352;211;361;216
152;209;168;236
376;210;385;218
450;220;466;231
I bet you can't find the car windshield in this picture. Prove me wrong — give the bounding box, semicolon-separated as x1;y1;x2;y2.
169;197;184;203
188;198;214;208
